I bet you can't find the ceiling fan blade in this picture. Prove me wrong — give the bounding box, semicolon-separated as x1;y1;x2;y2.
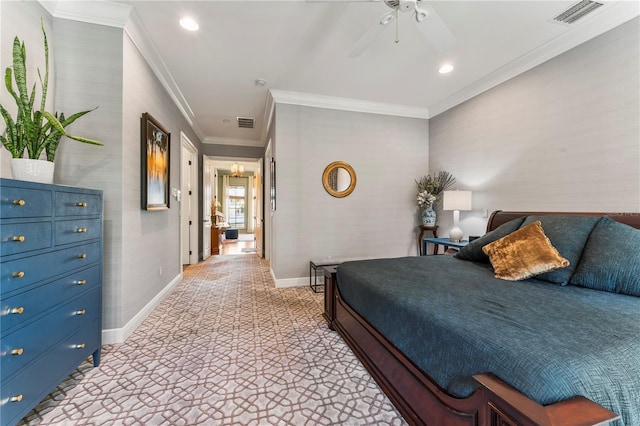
348;11;395;58
306;0;382;3
414;4;455;54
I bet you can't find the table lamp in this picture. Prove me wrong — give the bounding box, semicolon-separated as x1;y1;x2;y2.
443;190;472;243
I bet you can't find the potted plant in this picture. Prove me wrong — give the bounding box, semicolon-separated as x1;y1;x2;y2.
0;20;102;184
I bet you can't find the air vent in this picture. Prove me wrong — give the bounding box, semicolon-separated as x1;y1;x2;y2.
553;0;603;24
237;117;254;129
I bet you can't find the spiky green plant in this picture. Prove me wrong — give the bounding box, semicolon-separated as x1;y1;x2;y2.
0;19;102;161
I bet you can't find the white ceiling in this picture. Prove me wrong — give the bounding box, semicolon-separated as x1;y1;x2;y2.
46;1;640;147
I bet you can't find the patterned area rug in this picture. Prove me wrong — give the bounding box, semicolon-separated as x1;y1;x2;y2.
20;254;407;425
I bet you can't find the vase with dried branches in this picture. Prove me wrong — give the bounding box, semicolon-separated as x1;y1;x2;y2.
415;171;455;226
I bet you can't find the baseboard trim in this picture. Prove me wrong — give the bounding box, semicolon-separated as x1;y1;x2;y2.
274;277;307;288
102;272;182;344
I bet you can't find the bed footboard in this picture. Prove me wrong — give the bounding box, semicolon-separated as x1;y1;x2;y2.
324;271;619;426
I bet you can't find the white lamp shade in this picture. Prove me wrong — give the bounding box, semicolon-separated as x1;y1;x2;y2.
443;190;472;211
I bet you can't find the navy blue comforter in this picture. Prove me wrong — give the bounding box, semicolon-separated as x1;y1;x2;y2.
336;255;640;425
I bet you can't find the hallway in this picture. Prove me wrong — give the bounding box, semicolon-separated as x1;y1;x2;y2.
220;232;256;255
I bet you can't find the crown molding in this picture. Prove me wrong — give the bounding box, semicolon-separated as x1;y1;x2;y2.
429;1;640;117
204;136;264;147
261;90;276;146
38;0;132;28
269;89;430;119
123;9;205;140
38;0;206;142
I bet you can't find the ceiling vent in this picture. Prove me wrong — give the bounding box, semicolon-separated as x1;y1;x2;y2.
553;0;603;24
237;117;255;129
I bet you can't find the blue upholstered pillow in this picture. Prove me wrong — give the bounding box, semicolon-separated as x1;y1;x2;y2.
454;217;525;263
519;215;600;285
570;217;640;296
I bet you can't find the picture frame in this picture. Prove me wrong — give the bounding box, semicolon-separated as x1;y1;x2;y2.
270;158;276;211
141;112;171;210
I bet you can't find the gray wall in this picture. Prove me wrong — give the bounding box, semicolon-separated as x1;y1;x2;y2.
120;34;202;328
271;104;429;283
51;18;126;330
202;144;263;159
429;17;640;239
1;2;204;332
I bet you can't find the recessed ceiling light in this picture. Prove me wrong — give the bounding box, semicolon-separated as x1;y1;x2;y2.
179;17;199;32
255;79;267;87
439;63;454;74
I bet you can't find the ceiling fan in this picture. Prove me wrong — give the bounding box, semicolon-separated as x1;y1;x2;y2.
345;0;455;58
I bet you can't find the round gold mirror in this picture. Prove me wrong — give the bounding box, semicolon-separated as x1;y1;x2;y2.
322;161;356;198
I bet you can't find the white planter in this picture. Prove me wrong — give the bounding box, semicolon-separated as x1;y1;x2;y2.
10;158;55;184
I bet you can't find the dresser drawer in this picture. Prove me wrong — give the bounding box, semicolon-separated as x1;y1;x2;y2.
0;288;100;381
0;317;100;426
1;265;101;333
0;222;52;256
0;242;101;296
55;191;102;217
54;218;101;246
0;186;52;219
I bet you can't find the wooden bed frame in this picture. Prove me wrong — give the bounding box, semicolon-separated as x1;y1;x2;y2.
323;210;640;426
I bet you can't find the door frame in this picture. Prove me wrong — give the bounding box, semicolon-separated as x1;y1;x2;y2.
207;156;262;256
264;140;273;262
180;132;199;265
202;158;212;260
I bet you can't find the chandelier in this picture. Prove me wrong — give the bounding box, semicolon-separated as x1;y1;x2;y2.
230;162;244;177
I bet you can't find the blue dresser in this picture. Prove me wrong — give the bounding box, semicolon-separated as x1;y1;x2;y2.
0;178;103;425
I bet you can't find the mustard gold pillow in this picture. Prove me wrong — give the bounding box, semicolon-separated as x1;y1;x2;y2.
482;221;570;281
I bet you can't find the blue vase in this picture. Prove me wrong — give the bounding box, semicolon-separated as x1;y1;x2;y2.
421;207;436;226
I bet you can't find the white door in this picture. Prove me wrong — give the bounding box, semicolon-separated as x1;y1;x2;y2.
253;169;263;257
180;132;199;265
180;145;192;265
264;141;273;262
202;157;212;260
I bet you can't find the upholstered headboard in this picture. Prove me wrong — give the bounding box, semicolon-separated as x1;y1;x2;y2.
487;210;640;232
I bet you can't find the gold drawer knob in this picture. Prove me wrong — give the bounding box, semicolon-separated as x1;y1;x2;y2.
74;309;86;316
77;228;88;233
11;348;24;356
10;394;23;402
76;202;87;207
12;235;25;242
11;307;25;314
12;271;25;278
76;279;87;285
75;343;86;349
12;199;26;206
78;254;87;259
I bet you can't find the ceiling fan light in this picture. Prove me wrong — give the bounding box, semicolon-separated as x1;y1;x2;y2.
439;63;454;74
380;13;394;25
398;0;414;12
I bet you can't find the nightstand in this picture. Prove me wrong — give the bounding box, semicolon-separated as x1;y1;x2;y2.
422;237;469;255
418;225;439;255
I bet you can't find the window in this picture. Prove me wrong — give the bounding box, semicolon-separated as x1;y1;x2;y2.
227;185;245;229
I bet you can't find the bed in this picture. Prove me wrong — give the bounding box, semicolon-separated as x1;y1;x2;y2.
323;211;640;426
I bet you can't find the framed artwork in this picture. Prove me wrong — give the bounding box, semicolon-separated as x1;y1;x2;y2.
270;158;276;211
141;112;170;210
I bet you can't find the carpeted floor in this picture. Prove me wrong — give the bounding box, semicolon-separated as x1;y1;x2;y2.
19;254;407;425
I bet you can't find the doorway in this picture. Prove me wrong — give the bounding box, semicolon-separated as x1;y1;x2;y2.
204;156;262;257
180;132;198;266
